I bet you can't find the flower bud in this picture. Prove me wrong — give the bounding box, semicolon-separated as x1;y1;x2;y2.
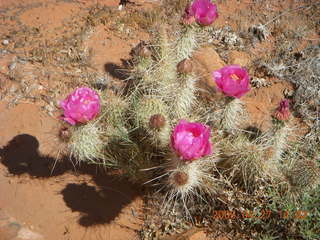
273;99;290;121
59;127;71;142
177;59;193;74
149;114;166;129
173;171;189;186
136;45;152;58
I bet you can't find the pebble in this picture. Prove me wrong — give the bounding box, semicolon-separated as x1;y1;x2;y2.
8;62;16;70
17;227;43;240
45;104;54;112
2;39;9;45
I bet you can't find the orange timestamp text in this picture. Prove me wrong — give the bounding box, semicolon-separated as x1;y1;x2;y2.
212;209;309;220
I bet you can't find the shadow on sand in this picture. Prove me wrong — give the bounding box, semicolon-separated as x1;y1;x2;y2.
0;134;140;227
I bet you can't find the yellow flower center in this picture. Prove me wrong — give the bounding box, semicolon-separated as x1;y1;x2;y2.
230;74;240;81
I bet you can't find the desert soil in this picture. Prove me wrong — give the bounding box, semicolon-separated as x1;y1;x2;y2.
0;0;318;239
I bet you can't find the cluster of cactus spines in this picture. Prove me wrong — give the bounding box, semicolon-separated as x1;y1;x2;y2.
176;0;218;61
286;158;320;191
270;122;294;165
173;59;198;119
68;121;105;165
161;152;220;217
219;135;270;191
155;119;219;215
152;26;177;93
131;43;154;79
133;96;171;147
221;97;245;131
176;26;198;62
212;65;251;131
63;90;130;167
270;100;294;165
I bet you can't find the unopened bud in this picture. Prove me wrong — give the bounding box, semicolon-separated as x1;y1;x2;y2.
137;45;152;58
177;59;193;74
59;127;71;142
273;99;291;121
173;171;189;186
149;114;166;129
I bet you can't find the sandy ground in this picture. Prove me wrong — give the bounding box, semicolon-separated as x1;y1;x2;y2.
0;0;318;239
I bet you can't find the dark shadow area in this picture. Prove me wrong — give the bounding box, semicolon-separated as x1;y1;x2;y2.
104;59;137;97
244;126;263;141
61;174;140;226
104;61;131;81
0;134;70;177
0;134;141;227
119;0;136;6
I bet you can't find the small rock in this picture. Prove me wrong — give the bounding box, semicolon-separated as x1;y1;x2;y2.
0;49;8;55
251;77;271;88
2;39;9;45
93;73;111;90
193;47;225;88
283;88;294;97
8;62;16;70
17;227;43;240
45;104;55;113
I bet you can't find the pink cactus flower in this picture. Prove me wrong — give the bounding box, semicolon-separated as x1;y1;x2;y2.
273;99;291;121
60;87;100;125
171;120;212;162
183;0;218;26
212;65;250;98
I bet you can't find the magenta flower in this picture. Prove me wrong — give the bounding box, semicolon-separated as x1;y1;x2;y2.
60;87;100;125
212;65;250;98
183;0;218;26
273;99;290;121
171;120;212;162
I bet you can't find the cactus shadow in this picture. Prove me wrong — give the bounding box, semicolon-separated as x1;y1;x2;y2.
244;126;263;141
0;134;70;177
61;174;140;226
0;134;141;227
104;61;131;81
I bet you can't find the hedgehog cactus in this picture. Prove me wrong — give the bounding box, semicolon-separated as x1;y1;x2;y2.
56;0;316;225
177;0;218;61
163;120;218;214
212;65;250;131
271;100;294;165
